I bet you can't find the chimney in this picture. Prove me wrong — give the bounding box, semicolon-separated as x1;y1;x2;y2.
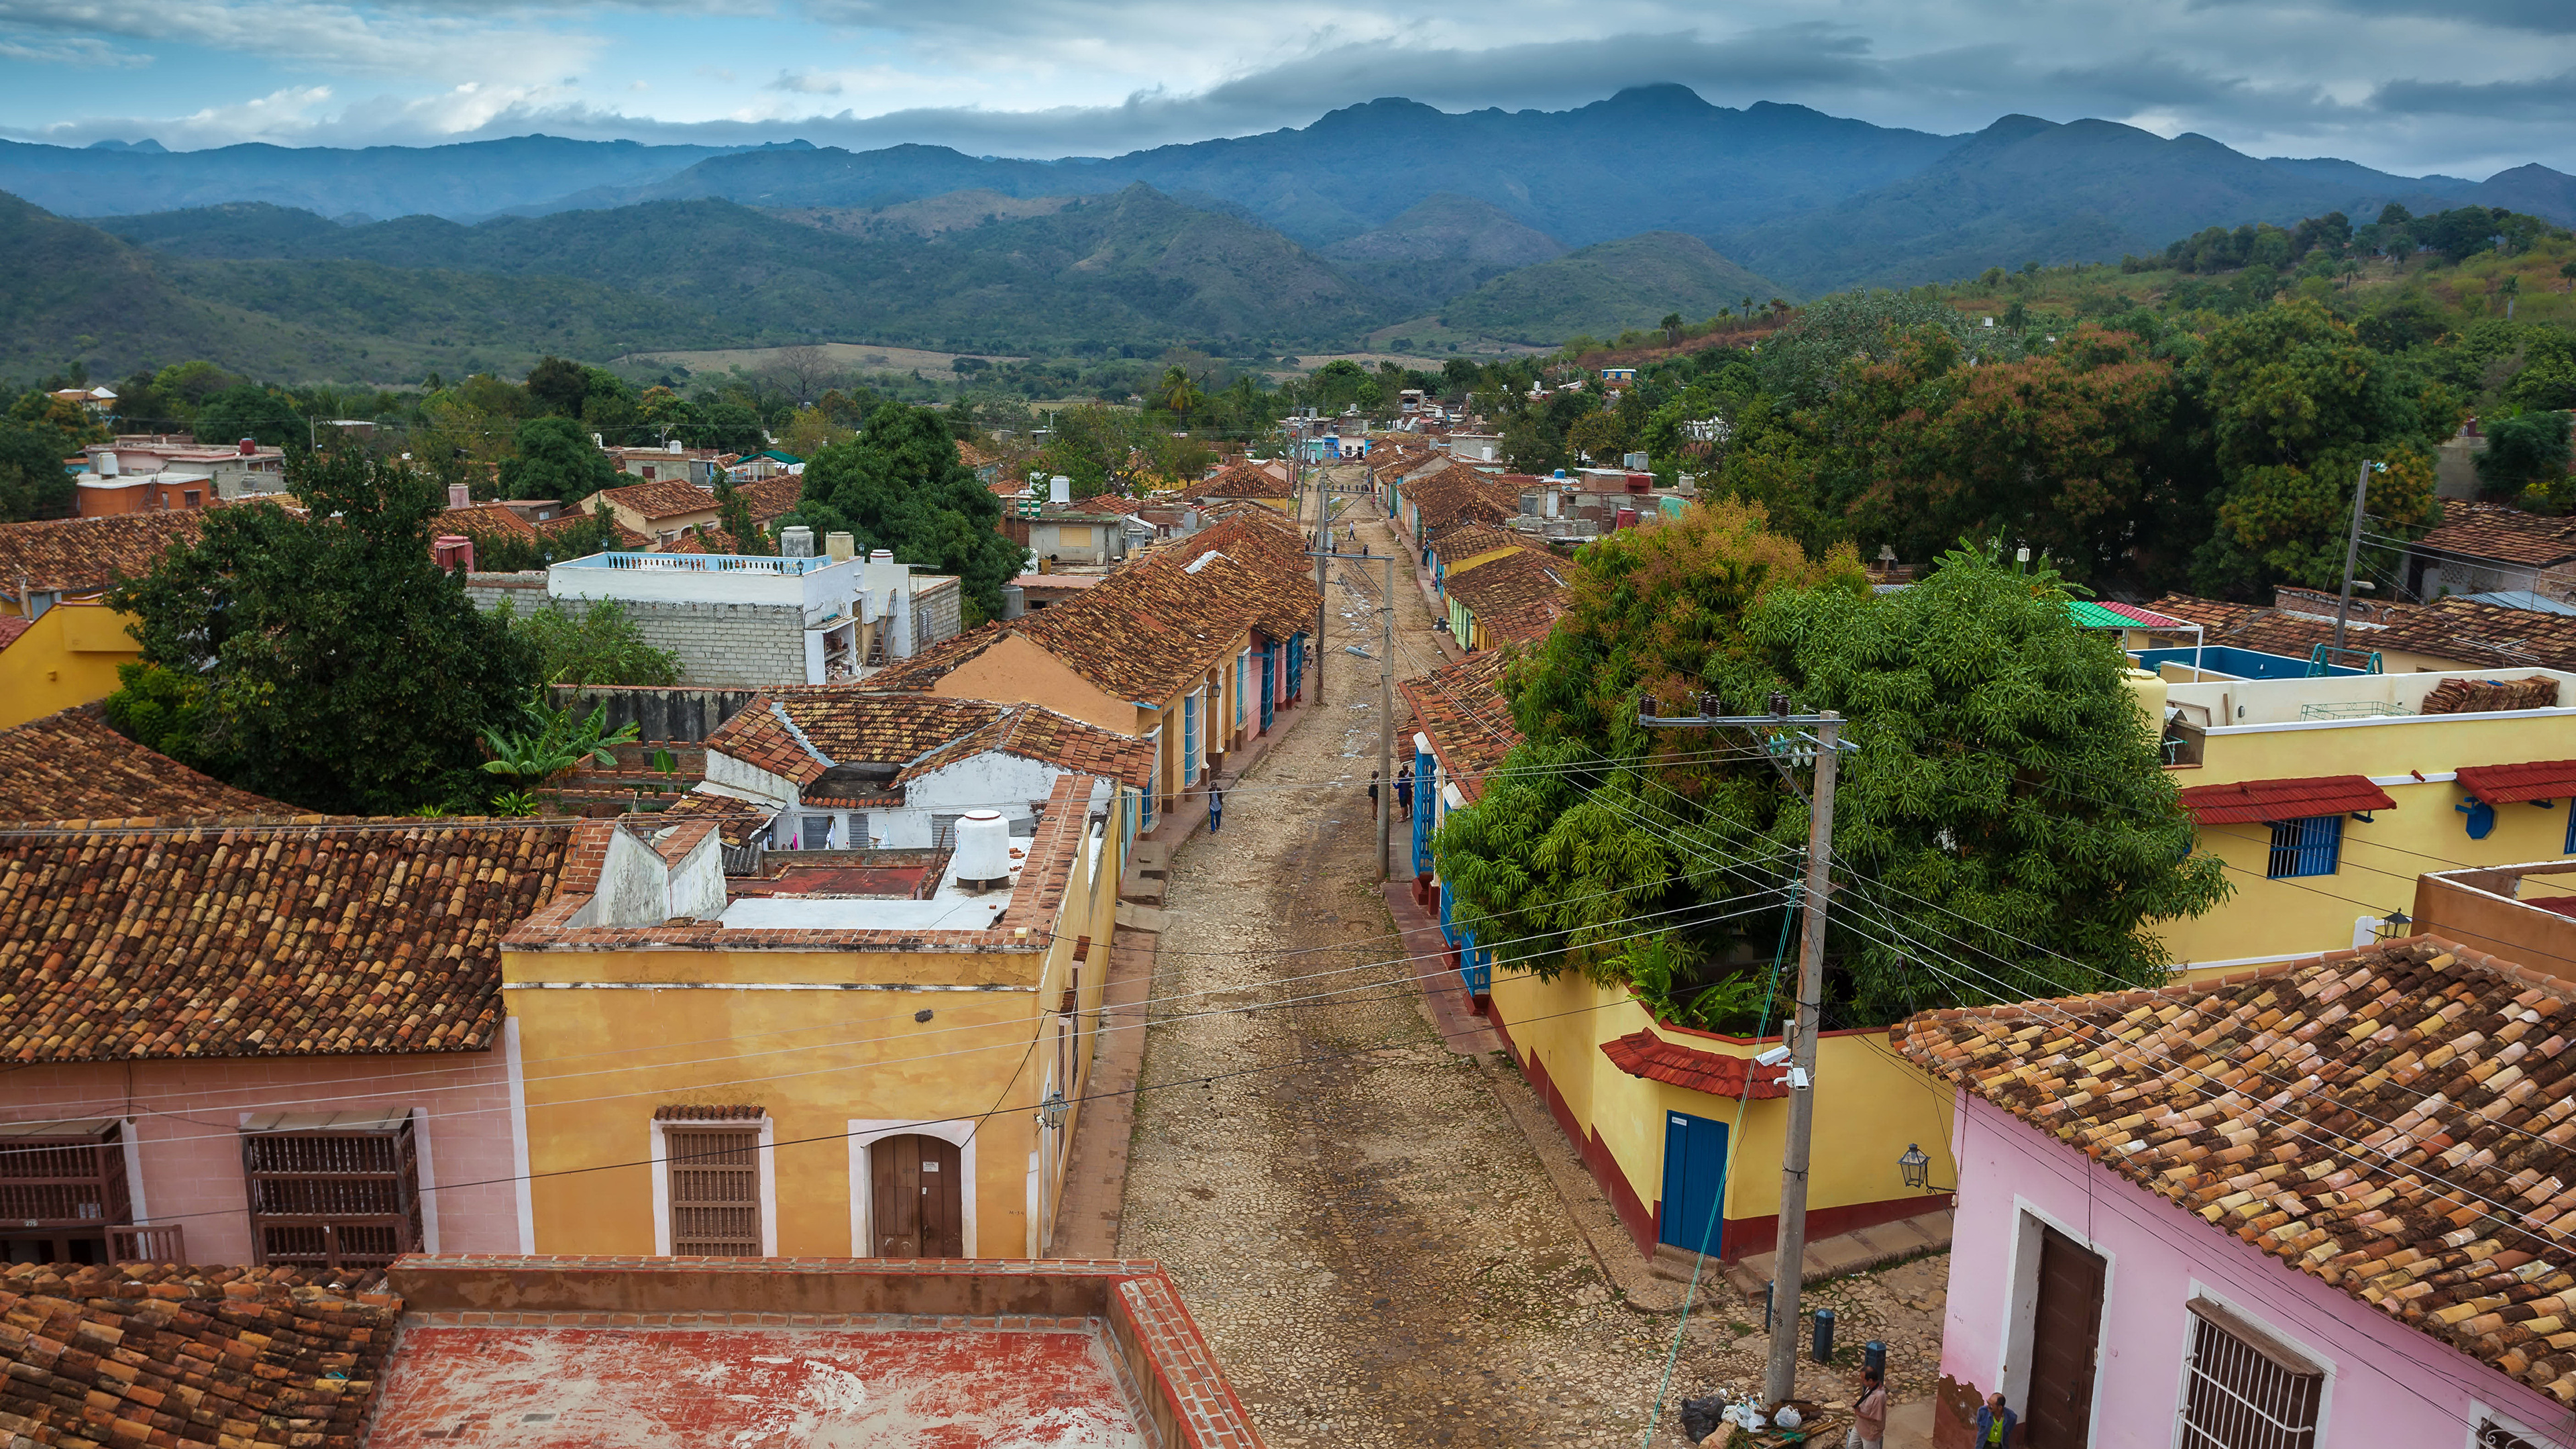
238;437;256;456
825;531;855;563
781;525;816;558
1051;474;1071;506
447;483;471;509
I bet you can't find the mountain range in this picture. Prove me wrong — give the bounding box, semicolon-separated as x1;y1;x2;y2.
3;85;2571;381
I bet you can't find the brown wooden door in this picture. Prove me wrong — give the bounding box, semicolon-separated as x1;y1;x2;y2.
870;1135;963;1258
2027;1226;2107;1449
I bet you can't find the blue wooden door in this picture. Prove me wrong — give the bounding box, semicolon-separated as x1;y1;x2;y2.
1258;645;1275;732
1658;1112;1730;1252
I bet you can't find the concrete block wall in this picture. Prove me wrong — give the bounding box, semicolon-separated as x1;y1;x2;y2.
620;600;811;688
914;576;965;651
463;572;547;611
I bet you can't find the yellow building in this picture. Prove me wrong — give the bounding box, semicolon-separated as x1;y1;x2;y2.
867;513;1318;825
500;770;1130;1259
0;602;142;728
2141;665;2576;972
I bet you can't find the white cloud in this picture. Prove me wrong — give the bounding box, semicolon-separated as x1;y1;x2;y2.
769;71;843;95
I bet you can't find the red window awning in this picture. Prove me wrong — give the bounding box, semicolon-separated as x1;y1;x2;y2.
2455;759;2576;805
1601;1030;1791;1099
2177;775;2396;826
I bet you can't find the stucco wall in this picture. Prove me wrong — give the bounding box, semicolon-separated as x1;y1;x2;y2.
0;1053;523;1265
911;577;964;654
1939;1093;2567;1449
0;603;140;728
930;633;1134;734
1482;967;1955;1260
612;600;812;689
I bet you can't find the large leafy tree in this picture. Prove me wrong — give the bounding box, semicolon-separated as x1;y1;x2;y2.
1438;523;2228;1028
106;441;539;814
0;421;76;521
195;384;305;449
498;415;619;503
2193;299;2453;595
784;402;1023;620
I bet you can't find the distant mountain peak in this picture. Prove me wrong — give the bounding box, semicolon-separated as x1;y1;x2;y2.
1597;83;1717;113
85;138;166;154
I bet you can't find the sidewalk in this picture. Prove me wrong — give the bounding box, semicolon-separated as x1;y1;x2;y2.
1044;922;1159;1258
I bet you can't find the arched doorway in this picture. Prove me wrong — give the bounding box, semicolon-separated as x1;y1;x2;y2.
868;1134;963;1257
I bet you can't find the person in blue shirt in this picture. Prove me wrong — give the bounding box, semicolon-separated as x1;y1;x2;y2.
1207;784;1224;833
1972;1393;2017;1448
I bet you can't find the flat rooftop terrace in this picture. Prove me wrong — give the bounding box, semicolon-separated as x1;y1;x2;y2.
369;1323;1140;1447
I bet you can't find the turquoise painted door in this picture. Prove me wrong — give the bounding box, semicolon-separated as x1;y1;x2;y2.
1658;1112;1730;1252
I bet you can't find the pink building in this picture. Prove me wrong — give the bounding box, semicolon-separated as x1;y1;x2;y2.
1899;937;2575;1449
0;814;576;1273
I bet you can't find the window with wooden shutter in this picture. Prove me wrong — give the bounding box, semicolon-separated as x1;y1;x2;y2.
665;1125;762;1256
0;1120;133;1265
2176;1299;2324;1449
240;1110;422;1274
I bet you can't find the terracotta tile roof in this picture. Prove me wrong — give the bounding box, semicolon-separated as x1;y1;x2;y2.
660;525;742;555
0;818;576;1062
535;508;651;551
1404;465;1520;538
710;691;1153;790
2176;774;2396;825
597;478;718;521
2148;592;2576;673
1601;1029;1792;1099
2416;502;2576;568
0;1261;398;1449
0;616;28;653
1446;548;1568;645
435;502;539;543
0;510;215;602
1195;461;1295;500
734;474;804;527
1397;650;1521;801
655;789;773;847
1430;523;1523;570
2456;759;2576;805
0;706;288;822
1895;936;2576;1407
956;439;1000;470
875;513;1318;708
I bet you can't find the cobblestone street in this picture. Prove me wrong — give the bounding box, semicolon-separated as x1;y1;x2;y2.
1116;491;1942;1447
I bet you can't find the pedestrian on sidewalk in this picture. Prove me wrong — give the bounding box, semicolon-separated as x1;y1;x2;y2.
1396;765;1413;821
1972;1393;2017;1448
1848;1368;1886;1449
1368;771;1380;816
1207;785;1224;833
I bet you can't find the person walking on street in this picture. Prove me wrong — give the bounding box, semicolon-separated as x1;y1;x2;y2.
1396;765;1413;821
1368;771;1380;817
1206;784;1223;833
1849;1368;1886;1449
1972;1393;2017;1448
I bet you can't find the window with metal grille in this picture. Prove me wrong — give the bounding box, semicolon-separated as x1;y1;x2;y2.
2176;1299;2323;1449
2266;815;2343;878
2477;1419;2548;1449
240;1112;421;1275
0;1120;133;1265
663;1126;762;1256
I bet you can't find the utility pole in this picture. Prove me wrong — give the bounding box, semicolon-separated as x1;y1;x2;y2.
2333;459;2382;655
1637;697;1848;1411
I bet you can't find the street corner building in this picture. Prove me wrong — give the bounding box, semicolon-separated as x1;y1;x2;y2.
1896;935;2576;1449
499;766;1134;1263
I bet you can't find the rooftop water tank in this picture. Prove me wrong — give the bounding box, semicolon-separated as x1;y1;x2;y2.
953;810;1013;891
781;525;816;558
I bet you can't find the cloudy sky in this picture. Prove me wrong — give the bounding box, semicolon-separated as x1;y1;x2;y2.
1;0;2569;177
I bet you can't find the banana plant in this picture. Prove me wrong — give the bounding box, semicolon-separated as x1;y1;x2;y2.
480;685;641;788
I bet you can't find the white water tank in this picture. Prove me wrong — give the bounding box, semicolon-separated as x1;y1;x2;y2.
97;451;119;478
953;810;1012;890
825;531;855;562
1051;474;1071;505
781;525;816;557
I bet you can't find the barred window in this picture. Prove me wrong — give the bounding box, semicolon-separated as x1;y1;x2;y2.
664;1124;762;1256
2176;1299;2323;1449
2265;815;2343;879
240;1110;422;1275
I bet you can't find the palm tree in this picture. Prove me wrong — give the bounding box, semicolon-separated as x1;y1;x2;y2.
1158;366;1204;423
1660;312;1684;345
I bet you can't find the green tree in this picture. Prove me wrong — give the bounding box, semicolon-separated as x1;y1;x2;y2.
2194;300;2451;594
1156;366;1205;423
502;598;682;686
2478;411;2575;511
1758;290;1980;406
0;421;76;521
104;442;540;814
195;384;304;449
1438;531;2228;1027
525;356;592;418
784;402;1023;619
1566;409;1629;464
99;661;228;777
498;415;619;503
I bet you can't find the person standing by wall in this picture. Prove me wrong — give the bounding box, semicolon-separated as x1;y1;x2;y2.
1368;771;1379;820
1396;765;1413;822
1972;1393;2017;1449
